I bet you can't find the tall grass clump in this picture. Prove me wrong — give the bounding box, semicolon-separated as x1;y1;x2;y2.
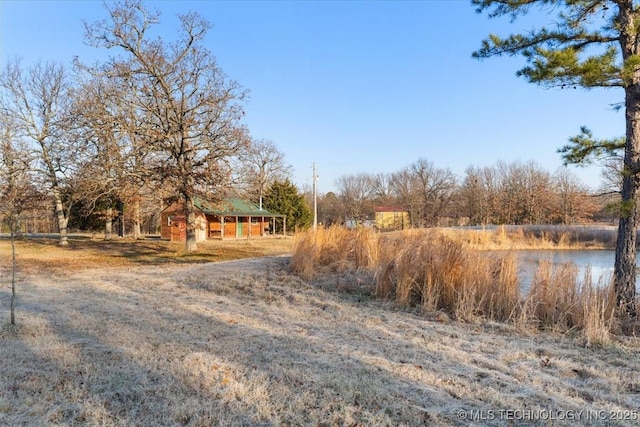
291;226;378;280
374;230;520;322
579;273;616;346
515;261;615;343
291;226;618;340
519;260;581;330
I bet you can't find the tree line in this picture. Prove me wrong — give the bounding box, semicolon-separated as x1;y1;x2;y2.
0;0;306;251
316;158;609;229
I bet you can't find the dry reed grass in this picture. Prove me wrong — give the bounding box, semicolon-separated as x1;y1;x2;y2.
291;226;377;280
292;226;627;343
440;225;612;250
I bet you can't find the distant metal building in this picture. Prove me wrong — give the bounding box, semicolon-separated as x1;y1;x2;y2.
374;206;409;231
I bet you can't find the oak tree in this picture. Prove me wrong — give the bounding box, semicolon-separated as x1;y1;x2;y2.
336;173;375;227
85;0;248;251
240;139;292;209
0;59;78;246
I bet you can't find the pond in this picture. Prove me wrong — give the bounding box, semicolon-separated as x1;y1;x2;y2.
512;250;640;292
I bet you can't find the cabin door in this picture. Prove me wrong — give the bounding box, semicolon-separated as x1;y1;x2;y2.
236;220;243;237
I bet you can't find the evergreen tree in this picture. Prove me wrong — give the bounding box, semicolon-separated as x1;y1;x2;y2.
263;179;312;233
473;0;640;320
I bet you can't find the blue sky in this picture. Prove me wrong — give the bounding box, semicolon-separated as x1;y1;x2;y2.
0;0;622;193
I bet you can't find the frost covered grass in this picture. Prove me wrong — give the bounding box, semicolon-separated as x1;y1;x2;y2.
1;230;639;425
1;257;640;426
0;234;294;272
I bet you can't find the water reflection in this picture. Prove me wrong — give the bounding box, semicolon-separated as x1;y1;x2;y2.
511;250;640;292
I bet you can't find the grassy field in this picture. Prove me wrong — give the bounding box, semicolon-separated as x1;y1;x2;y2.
0;234;294;272
2;231;640;425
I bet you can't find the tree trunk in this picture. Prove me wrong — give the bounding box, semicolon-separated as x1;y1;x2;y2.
614;94;640;319
105;207;113;240
118;200;125;237
52;187;68;246
615;9;640;320
183;194;198;252
614;203;637;318
10;215;17;326
132;199;141;239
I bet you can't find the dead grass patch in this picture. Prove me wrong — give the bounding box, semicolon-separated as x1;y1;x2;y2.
0;235;293;273
441;225;610;250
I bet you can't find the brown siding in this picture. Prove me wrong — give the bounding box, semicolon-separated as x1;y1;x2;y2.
224;217;236;237
159;203;207;242
249;219;267;236
160;212;172;240
208;216;222;238
161;201;280;240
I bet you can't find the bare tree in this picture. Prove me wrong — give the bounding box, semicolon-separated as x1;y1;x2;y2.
389;159;457;227
317;191;344;226
336;173;375;226
553;167;598;225
85;0;249;251
460;166;487;226
0;59;77;245
71;67;157;239
409;159;457;226
240;139;292;209
390;168;422;228
370;172;395;205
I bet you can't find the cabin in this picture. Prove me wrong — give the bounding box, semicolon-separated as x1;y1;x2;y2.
374;206;409;231
160;198;286;242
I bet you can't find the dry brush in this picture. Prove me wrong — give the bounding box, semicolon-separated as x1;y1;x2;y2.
292;226;619;344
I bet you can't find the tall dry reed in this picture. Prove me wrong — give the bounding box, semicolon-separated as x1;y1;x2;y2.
578;272;616;346
291;226;378;280
525;259;581;330
514;263;615;343
375;231;519;322
292;226;617;339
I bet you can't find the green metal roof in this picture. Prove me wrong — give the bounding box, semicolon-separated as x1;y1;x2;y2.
194;197;283;217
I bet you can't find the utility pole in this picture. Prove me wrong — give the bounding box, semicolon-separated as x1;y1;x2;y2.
313;163;319;231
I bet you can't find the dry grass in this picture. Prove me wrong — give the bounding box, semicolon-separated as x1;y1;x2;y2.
0;235;294;273
372;231;519;323
292;227;631;344
291;227;378;280
2;257;640;426
442;225;611;250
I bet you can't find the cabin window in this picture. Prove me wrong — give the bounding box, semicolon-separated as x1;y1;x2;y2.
251;218;259;225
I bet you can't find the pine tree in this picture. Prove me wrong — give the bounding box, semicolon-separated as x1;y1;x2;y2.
263;179;312;233
473;0;640;321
